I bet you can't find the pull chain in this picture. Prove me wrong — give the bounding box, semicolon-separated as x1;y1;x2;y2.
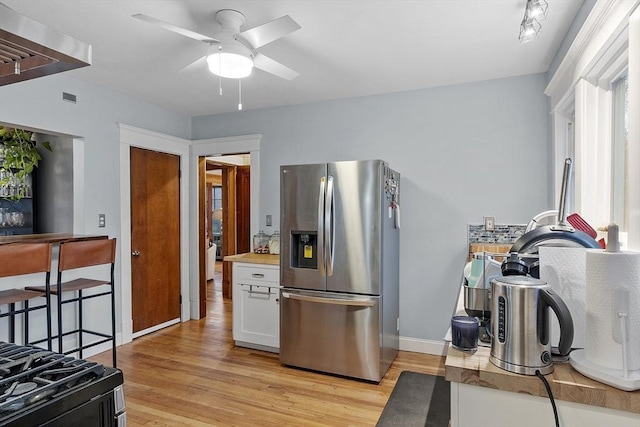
238;79;243;110
218;46;223;96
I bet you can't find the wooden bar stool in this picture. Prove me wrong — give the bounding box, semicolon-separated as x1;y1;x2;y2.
27;238;117;367
0;243;52;350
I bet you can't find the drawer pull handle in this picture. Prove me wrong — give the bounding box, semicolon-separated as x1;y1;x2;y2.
248;290;272;296
242;284;273;296
251;273;265;278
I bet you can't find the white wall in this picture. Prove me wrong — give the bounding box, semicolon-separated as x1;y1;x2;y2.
0;73;191;337
192;73;551;343
0;70;551;346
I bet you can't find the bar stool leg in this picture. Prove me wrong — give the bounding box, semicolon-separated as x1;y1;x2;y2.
23;300;29;345
9;302;15;344
45;275;52;351
57;273;63;354
78;290;83;359
110;266;117;368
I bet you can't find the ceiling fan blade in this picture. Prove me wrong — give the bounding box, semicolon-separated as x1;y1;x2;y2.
238;15;301;49
132;14;219;43
253;53;299;80
179;55;208;72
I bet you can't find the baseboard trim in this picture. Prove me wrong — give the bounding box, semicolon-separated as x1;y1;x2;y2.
77;333;446;359
399;337;448;356
235;340;279;354
190;300;200;320
132;318;180;339
60;332;123;361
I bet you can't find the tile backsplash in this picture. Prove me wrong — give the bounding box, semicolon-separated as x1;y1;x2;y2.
468;224;527;244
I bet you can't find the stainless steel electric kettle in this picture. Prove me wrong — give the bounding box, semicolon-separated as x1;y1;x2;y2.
490;276;574;375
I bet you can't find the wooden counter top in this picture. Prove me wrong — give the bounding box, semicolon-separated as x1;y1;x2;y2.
224;252;279;265
445;344;640;414
0;233;108;245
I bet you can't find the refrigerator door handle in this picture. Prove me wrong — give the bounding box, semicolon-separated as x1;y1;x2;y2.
317;176;326;277
281;292;375;307
325;175;335;277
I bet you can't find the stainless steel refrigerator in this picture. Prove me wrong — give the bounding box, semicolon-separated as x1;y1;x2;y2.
279;159;400;382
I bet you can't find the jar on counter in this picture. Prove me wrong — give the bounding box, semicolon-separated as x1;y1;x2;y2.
253;230;269;254
269;231;280;255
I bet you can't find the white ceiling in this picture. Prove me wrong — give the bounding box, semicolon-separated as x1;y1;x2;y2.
3;0;584;117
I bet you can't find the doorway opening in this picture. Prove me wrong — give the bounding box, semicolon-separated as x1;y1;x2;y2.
199;153;251;316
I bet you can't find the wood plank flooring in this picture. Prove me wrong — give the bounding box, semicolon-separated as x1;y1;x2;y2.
89;271;445;426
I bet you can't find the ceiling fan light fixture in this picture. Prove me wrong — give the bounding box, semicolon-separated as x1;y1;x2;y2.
207;44;253;79
207;52;253;78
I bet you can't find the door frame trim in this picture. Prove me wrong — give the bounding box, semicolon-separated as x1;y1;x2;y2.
118;123;191;345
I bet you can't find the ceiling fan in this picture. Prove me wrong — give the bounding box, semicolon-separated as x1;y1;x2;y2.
133;9;301;80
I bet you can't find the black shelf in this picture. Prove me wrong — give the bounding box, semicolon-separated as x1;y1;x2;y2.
0;196;34;235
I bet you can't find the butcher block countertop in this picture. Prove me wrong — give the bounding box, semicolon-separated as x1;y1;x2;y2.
224;252;279;265
0;233;108;245
445;344;640;414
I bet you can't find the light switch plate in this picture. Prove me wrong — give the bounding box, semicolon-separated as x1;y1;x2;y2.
266;215;272;227
484;216;495;231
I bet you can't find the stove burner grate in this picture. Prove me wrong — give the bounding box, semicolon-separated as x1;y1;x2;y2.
0;342;105;414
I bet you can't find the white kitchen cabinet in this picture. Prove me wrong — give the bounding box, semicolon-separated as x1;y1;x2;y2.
450;382;640;427
232;262;280;352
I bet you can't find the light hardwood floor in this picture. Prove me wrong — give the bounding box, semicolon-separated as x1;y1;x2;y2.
90;267;446;426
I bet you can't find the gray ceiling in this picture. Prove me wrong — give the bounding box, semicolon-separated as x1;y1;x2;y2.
3;0;584;117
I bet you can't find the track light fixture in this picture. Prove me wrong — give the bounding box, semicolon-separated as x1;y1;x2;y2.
527;0;549;21
519;0;548;43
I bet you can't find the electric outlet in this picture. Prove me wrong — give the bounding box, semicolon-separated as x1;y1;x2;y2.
484;216;495;231
266;214;272;227
98;214;106;228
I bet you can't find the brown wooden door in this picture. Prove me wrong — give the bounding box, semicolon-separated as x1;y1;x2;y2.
130;147;181;333
236;165;251;254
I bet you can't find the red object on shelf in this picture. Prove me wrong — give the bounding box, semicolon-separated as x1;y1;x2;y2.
567;213;597;238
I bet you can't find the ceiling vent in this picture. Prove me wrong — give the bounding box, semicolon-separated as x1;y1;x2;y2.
0;2;91;86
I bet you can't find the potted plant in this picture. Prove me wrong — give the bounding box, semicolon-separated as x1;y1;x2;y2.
0;125;51;201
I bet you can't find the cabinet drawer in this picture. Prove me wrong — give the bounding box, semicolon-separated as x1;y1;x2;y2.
235;264;279;283
233;283;280;351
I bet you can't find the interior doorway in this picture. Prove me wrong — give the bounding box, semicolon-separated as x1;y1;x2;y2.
198;153;251;317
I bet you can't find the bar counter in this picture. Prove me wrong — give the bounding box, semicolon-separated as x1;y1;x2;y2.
0;233;108;245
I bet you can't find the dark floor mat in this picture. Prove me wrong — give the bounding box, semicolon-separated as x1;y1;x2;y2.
376;371;450;427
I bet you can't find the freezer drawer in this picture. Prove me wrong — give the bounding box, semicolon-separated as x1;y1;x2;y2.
279;289;383;382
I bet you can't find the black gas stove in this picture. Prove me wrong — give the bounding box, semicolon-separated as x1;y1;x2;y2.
0;341;125;426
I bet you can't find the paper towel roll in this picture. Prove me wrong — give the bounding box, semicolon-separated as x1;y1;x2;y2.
585;250;640;371
539;247;587;349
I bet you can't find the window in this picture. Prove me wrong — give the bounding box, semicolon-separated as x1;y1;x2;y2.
611;74;629;230
212;185;222;234
547;1;639;249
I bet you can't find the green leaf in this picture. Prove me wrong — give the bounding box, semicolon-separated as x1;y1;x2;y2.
0;126;52;201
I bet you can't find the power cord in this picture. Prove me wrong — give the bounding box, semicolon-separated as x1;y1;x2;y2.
536;369;559;427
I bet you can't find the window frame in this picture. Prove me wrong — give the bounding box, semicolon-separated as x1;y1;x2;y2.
611;73;629;229
546;0;640;249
